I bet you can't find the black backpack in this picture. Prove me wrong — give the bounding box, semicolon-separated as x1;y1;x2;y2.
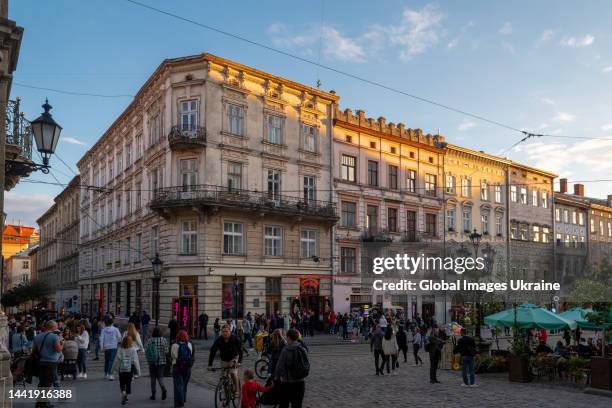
288;345;310;380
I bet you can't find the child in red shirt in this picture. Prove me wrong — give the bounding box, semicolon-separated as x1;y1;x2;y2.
241;369;272;408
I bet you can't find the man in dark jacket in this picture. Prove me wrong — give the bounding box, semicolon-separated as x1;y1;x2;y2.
370;325;384;375
207;324;243;397
168;317;179;344
275;329;308;408
198;312;209;340
454;328;477;387
427;326;445;384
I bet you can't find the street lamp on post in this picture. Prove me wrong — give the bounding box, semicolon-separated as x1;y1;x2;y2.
468;229;483;342
151;253;163;327
29;99;62;172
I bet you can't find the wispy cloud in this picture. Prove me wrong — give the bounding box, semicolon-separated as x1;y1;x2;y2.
62;136;87;146
535;29;555;47
540;97;556;106
499;22;513;35
269;3;444;62
514;139;612;176
560;35;595;48
602;66;612;73
447;38;459;49
554;112;576;123
4;191;54;227
461;21;474;33
363;4;444;61
501;41;517;55
458;121;476;131
267;24;365;62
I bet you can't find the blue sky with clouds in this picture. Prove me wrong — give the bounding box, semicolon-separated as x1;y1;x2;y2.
7;0;612;226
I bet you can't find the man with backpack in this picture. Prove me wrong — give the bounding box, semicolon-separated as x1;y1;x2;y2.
207;324;243;398
454;328;478;387
275;328;309;408
171;330;194;408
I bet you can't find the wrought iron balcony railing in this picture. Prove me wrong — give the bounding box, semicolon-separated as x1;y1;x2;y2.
6;99;33;160
151;185;337;220
168;125;206;149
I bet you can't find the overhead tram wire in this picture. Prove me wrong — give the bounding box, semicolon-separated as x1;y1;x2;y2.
55;153;79;177
13;82;134;99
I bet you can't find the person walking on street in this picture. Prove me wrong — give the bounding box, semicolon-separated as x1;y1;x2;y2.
213;318;221;341
207;324;243;398
454;328;478;387
396;325;408;363
275;328;309;408
172;330;195;408
75;323;89;378
381;326;399;374
113;335;141;405
268;329;287;377
92;317;101;360
413;327;424;366
426;326;445;384
140;311;151;344
100;318;122;380
128;311;141;331
145;327;169;400
32;320;64;408
243;316;253;349
370;325;384;375
198;312;209;340
168;317;179;345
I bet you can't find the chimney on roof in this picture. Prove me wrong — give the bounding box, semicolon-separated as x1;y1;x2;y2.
607;194;612;207
559;178;568;193
573;183;584;197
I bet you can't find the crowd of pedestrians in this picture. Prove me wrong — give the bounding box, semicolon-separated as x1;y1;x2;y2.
6;305;484;407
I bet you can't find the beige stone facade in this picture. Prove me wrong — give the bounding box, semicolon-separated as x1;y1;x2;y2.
77;54;337;333
36;176;80;313
332;107;446;316
508;164;556;296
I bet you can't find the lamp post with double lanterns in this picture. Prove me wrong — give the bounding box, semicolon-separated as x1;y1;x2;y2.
151;253;163;327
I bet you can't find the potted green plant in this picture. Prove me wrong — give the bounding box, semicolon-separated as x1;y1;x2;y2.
508;329;532;382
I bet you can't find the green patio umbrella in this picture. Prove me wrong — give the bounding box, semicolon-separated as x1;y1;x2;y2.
559;307;611;330
484;303;577;330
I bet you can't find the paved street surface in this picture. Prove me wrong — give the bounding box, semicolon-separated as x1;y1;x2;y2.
13;355;214;408
11;337;611;408
197;335;610;408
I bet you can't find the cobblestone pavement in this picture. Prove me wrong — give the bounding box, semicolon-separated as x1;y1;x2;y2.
194;336;611;408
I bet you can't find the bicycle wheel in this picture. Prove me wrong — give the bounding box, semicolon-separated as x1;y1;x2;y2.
215;379;230;408
255;359;269;379
226;379;239;408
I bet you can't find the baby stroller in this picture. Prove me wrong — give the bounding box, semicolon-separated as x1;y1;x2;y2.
11;355;29;387
256;378;279;408
58;359;78;380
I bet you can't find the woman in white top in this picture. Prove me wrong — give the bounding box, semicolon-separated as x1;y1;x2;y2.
113;336;141;405
382;326;399;374
75;324;90;378
122;323;144;352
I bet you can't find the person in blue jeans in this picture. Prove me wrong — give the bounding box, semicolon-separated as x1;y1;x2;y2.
99;318;122;380
454;328;478;387
171;330;194;408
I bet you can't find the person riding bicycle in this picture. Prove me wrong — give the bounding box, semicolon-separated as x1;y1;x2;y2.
208;323;244;398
